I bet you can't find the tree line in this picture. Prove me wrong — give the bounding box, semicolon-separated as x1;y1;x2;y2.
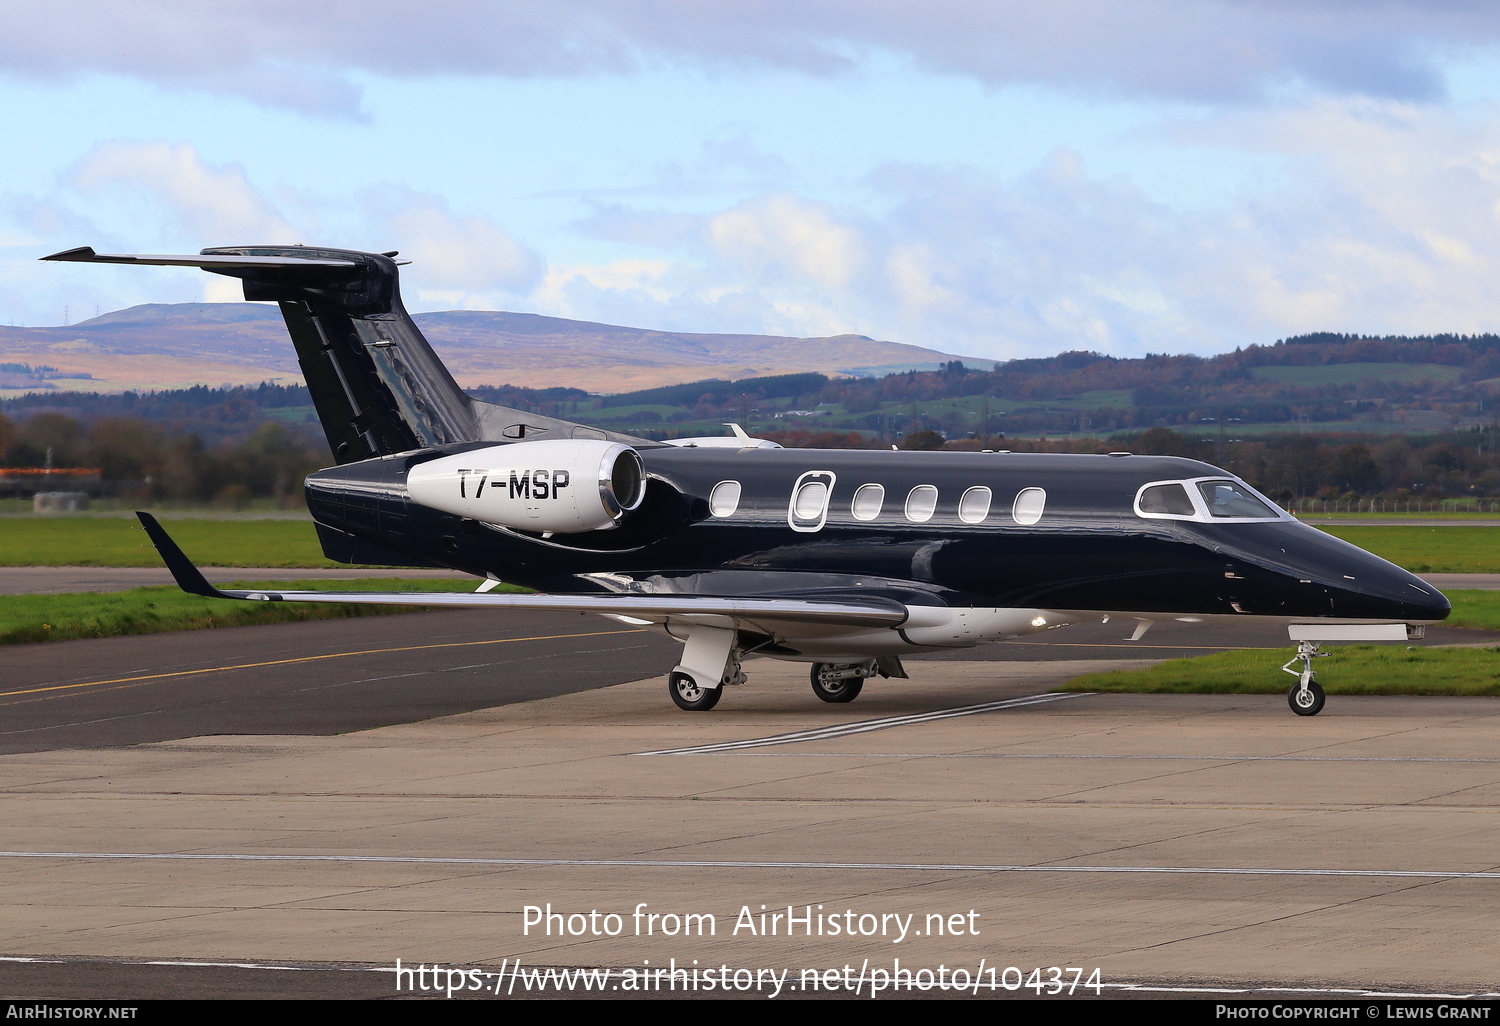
0;409;328;507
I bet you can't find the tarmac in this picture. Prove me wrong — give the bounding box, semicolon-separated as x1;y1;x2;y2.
0;566;469;595
3;643;1500;998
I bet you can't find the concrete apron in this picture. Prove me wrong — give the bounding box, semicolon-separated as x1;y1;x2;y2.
2;658;1500;994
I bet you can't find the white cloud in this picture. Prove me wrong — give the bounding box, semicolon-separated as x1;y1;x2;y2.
370;190;543;307
18;98;1500;357
708;193;866;291
515;99;1500;356
67;141;301;246
1;2;1496;116
9;141;542;319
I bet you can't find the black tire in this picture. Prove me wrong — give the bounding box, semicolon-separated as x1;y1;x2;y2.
1288;680;1325;716
810;664;864;704
669;672;722;711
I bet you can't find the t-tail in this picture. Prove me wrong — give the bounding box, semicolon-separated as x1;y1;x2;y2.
41;244;646;463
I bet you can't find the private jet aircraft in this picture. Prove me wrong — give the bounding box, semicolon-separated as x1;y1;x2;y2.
44;244;1449;716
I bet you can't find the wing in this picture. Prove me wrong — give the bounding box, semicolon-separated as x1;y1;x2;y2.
135;513;907;630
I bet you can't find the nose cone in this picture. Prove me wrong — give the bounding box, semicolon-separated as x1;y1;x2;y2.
1325;559;1449;623
1215;521;1450;623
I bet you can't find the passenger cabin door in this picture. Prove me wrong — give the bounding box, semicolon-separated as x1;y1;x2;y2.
788;471;836;532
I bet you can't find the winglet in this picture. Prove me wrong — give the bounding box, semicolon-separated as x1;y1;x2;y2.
135;512;231;599
40;246;98;262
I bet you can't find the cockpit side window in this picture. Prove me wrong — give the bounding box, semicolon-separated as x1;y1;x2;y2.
1138;483;1195;517
1135;477;1285;522
1198;480;1279;519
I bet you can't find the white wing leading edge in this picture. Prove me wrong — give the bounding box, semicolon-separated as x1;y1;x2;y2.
134;512;908;630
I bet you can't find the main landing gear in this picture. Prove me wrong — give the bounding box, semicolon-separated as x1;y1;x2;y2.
1282;640;1328;716
810;661;877;703
668;670;723;712
667;621;911;711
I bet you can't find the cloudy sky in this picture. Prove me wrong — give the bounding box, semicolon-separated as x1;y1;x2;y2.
6;1;1500;361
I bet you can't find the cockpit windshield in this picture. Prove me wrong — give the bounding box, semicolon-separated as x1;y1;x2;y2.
1197;480;1279;519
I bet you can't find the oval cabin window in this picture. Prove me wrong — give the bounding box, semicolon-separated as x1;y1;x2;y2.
905;485;939;522
958;486;992;524
851;483;885;521
709;480;742;517
1012;487;1046;525
794;481;828;519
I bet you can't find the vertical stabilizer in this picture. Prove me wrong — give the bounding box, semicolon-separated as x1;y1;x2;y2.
201;245;478;463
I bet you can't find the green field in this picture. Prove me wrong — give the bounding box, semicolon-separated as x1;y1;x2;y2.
2;516;1498;572
1061;644;1500;697
1249;362;1464;385
0;517;337;566
1439;591;1500;630
1316;526;1500;573
1053;589;1500;697
1299;512;1500;520
0;577;508;645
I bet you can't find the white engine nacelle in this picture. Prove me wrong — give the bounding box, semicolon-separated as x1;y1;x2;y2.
407;440;646;533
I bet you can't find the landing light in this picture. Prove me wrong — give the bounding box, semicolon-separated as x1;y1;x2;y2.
1031;616;1047;627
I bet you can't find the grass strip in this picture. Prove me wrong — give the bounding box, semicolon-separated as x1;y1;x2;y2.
0;578;518;645
0;517;339;567
1315;526;1500;573
1060;644;1500;697
1439;590;1500;630
5;517;1500;574
1056;590;1500;696
1298;512;1500;520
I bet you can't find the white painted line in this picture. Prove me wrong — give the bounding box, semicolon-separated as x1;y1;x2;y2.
1;850;1498;880
1102;983;1500;999
716;752;1500;764
0;955;383;973
0;956;1494;998
629;692;1090;756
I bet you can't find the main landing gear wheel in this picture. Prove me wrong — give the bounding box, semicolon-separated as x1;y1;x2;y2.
668;672;722;711
1288;680;1326;716
810;663;864;704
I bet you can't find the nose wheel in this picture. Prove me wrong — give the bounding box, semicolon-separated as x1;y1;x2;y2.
1282;641;1329;716
1288;680;1326;716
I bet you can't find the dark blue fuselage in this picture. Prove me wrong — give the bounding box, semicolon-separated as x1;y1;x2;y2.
305;447;1448;626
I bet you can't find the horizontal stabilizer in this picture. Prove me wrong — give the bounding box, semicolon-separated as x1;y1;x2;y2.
135;512;907;629
41;246;359;269
48;243;640;461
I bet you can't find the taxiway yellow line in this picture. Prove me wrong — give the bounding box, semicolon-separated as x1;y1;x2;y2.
0;629;644;700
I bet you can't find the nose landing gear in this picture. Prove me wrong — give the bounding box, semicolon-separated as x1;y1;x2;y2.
1282;641;1328;716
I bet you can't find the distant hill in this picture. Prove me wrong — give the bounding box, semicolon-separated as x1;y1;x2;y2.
9;330;1500;447
0;303;977;394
